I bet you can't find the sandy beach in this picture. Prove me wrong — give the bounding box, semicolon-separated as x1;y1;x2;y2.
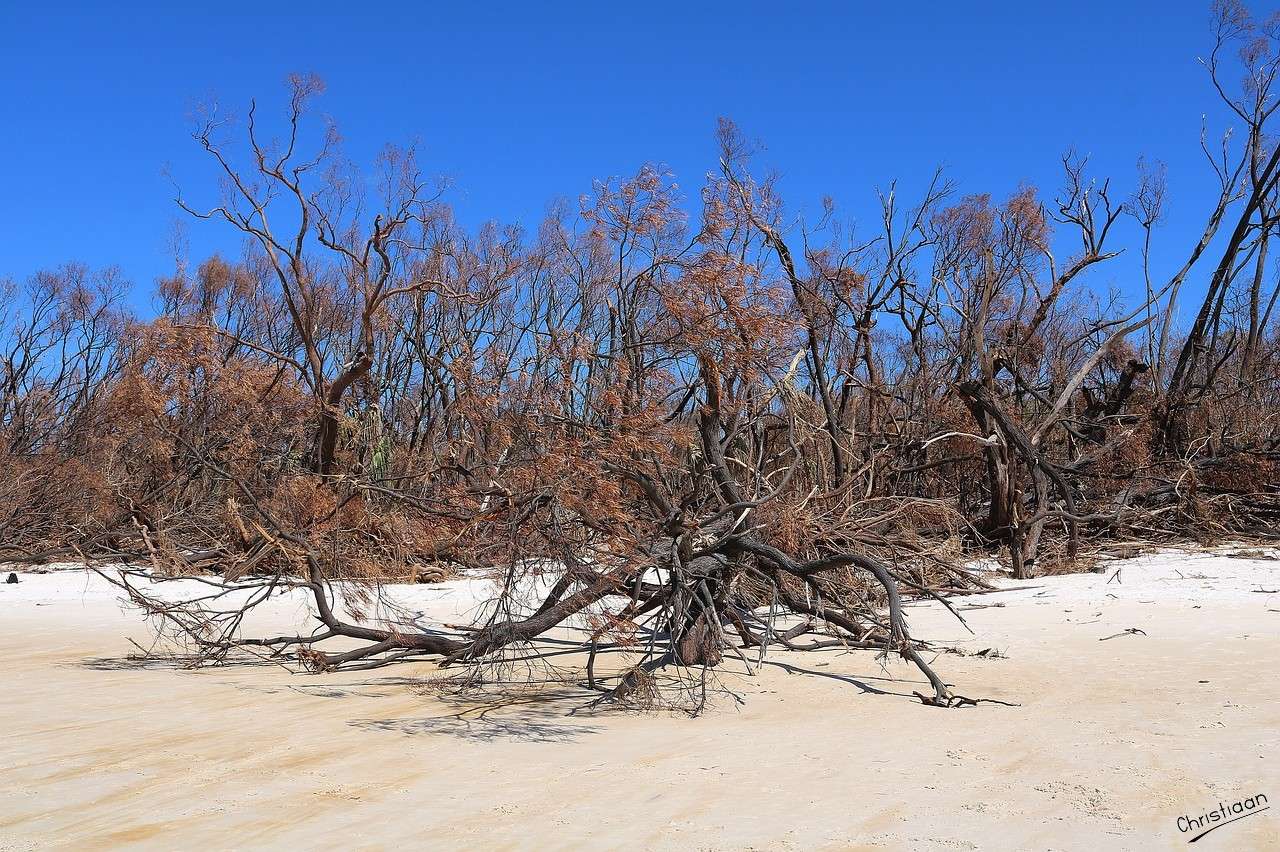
2;549;1277;851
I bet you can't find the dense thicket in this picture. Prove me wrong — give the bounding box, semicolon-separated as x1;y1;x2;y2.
3;3;1278;706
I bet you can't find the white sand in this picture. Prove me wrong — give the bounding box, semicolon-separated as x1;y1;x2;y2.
1;549;1278;850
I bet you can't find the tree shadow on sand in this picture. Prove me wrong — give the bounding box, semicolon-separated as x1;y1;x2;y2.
349;687;603;743
78;653;278;671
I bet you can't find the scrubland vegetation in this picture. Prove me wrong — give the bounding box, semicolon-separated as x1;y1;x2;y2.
3;1;1279;709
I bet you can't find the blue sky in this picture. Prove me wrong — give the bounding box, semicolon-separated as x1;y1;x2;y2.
0;1;1249;314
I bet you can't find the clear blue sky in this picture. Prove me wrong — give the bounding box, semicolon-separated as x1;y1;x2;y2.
0;1;1250;313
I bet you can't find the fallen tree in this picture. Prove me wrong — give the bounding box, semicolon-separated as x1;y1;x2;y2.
4;5;1280;709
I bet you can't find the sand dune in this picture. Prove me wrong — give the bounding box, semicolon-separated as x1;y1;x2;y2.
2;549;1278;850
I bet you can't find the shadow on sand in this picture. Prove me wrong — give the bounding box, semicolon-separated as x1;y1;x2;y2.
79;653;277;671
349;686;603;743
